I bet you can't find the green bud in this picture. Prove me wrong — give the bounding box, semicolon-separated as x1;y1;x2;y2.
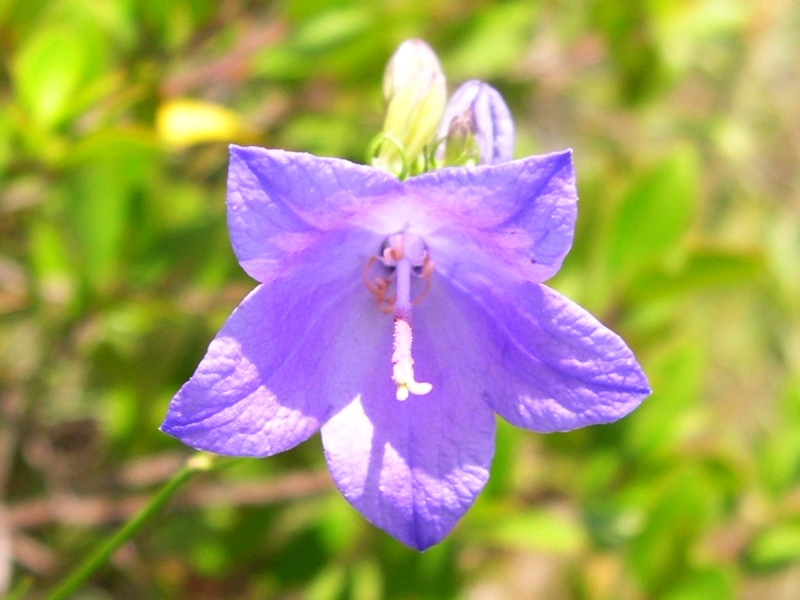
374;40;446;177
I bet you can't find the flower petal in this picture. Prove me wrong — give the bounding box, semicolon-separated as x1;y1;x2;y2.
447;278;650;431
402;151;576;284
320;283;496;551
160;243;374;456
227;146;401;282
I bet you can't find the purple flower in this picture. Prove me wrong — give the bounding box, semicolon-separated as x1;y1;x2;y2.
161;145;650;550
436;80;514;165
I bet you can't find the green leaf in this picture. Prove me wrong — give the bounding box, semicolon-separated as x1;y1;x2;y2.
306;565;347;600
653;0;750;74
624;341;705;461
591;0;666;103
745;520;800;571
350;560;383;600
661;568;736;600
483;419;522;497
629;246;763;302
779;376;800;424
0;111;11;175
756;428;800;496
628;466;721;592
444;2;535;79
606;148;698;281
13;23;107;128
470;508;588;555
290;7;372;53
189;539;229;577
64;131;161;294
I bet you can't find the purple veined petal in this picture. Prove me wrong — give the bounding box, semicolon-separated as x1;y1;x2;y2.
321;281;496;551
160;233;382;456
227;146;401;283
443;276;650;432
436;80;514;164
392;151;576;285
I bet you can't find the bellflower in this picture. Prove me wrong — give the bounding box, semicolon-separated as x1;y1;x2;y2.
161;145;650;550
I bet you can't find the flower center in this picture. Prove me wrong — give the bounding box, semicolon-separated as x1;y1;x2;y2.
364;231;435;400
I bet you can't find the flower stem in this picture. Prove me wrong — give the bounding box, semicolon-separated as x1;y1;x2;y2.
45;452;223;600
6;576;34;600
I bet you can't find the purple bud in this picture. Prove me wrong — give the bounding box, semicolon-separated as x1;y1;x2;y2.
436;80;514;165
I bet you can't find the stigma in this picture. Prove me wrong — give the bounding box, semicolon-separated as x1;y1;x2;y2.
364;231;434;400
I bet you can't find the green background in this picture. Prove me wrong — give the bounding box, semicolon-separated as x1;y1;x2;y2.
1;0;799;598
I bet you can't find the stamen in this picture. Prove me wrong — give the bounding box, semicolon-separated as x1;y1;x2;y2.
411;254;434;306
363;255;396;314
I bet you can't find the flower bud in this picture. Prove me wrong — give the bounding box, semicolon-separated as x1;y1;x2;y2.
375;40;446;177
440;109;476;166
382;39;442;101
436;80;514;166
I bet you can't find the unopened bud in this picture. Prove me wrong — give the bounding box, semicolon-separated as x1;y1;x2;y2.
441;109;476;166
374;40;446;177
382;39;443;102
436;80;514;166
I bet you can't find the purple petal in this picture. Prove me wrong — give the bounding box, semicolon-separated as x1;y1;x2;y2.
446;277;650;431
400;151;576;284
161;241;374;456
226;146;401;283
320;283;496;551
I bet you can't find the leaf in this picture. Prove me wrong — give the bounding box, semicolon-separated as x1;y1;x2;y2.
654;0;750;74
483;419;522;497
445;2;535;79
289;7;372;53
470;508;588;555
629;246;764;302
64;131;161;294
624;341;705;461
745;520;800;571
756;428;800;496
13;23;107;128
606;148;698;281
661;568;736;600
627;466;721;592
306;566;347;600
0;112;11;175
350;560;383;600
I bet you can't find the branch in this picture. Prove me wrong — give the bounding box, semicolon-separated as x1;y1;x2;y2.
7;470;333;530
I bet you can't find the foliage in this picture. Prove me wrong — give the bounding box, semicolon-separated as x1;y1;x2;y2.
1;0;799;598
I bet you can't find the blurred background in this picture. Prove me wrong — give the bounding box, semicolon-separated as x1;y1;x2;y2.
1;0;799;598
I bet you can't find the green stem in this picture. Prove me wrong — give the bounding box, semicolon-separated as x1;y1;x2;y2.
6;576;34;600
45;452;222;600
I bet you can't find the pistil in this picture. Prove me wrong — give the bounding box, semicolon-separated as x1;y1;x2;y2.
364;231;434;400
391;255;432;400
